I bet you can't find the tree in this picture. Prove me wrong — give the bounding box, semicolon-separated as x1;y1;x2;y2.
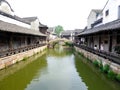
55;25;64;37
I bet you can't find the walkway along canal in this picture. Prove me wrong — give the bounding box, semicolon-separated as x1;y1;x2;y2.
0;46;119;90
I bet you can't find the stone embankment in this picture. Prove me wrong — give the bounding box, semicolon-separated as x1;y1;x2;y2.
75;46;120;74
0;45;47;70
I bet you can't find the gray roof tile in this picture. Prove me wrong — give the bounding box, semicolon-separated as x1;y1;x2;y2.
0;20;46;36
78;19;120;36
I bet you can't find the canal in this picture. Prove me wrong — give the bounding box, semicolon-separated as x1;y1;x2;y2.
0;46;119;90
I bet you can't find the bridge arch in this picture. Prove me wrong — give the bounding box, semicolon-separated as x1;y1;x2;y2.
47;38;73;48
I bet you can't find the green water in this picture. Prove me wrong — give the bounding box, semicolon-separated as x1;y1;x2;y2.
0;47;119;90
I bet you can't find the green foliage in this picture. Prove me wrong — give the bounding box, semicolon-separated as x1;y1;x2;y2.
64;42;73;47
107;70;116;79
55;25;64;36
103;64;110;73
116;74;120;81
22;57;28;61
73;48;76;52
99;61;103;71
77;51;84;57
16;60;19;64
86;57;90;61
74;48;120;82
93;60;99;67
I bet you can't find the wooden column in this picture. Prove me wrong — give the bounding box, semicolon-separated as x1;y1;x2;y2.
99;35;101;50
109;34;113;52
9;34;13;50
25;36;27;46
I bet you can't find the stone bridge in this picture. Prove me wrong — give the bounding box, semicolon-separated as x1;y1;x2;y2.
47;38;72;48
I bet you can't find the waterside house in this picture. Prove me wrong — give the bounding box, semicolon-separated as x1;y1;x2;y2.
0;0;48;58
75;0;120;65
60;29;83;41
60;30;73;40
47;27;57;40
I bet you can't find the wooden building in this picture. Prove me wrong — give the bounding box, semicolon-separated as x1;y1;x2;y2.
75;0;120;64
77;19;120;53
0;0;47;57
61;29;83;41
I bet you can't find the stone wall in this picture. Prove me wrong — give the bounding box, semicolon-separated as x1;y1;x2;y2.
0;45;47;70
75;46;120;74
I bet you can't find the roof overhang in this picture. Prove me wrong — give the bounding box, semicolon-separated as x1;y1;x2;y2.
0;20;47;37
78;19;120;36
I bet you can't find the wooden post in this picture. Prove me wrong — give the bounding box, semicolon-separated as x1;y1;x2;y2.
99;35;101;50
25;36;27;46
9;34;13;50
109;33;113;52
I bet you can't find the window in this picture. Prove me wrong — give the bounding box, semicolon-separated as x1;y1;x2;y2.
105;10;109;16
96;13;99;18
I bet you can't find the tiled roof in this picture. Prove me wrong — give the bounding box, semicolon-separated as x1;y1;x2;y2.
39;23;48;28
92;9;102;13
73;29;83;35
22;17;48;28
14;15;30;24
0;20;46;36
0;11;30;24
61;30;73;36
61;29;84;36
78;19;120;36
22;17;38;24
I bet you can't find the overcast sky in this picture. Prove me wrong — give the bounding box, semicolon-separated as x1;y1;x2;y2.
7;0;107;30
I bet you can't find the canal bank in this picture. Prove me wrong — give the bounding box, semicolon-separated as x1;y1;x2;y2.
0;45;47;70
0;46;120;90
74;46;120;81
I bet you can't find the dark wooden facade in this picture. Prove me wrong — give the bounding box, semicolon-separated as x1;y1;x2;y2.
0;30;46;57
75;19;120;65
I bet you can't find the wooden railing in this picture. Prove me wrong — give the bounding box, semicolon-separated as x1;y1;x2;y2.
0;43;46;58
74;44;120;65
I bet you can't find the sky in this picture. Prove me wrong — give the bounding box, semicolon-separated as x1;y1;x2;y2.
7;0;108;30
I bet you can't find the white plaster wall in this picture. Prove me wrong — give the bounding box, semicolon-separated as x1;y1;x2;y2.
30;19;39;31
87;11;97;29
49;34;57;40
0;2;14;16
103;0;120;24
0;1;31;28
0;14;31;28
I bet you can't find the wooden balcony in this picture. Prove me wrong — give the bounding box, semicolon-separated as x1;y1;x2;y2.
0;43;46;58
74;44;120;65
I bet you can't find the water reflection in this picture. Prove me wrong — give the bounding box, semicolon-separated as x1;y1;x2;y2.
75;54;120;90
0;46;119;90
0;53;47;90
47;47;73;57
26;47;87;90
